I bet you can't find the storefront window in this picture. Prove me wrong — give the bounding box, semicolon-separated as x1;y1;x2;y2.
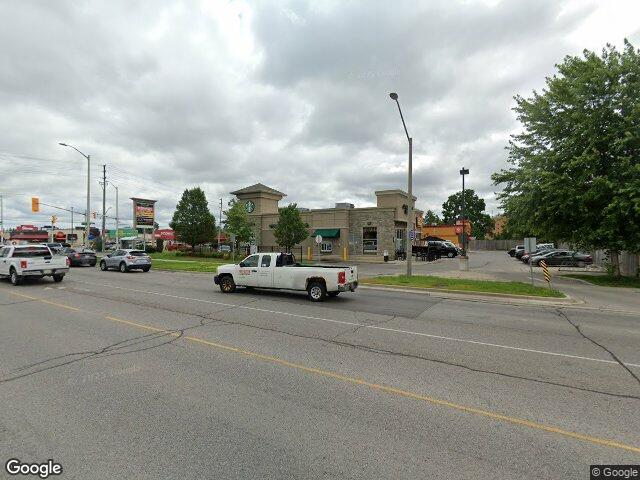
363;227;377;253
320;242;333;253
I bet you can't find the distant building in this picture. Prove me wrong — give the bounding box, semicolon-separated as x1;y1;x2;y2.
421;220;472;247
487;215;507;239
229;183;423;260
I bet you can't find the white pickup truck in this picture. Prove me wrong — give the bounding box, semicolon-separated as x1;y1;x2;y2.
214;252;358;302
0;244;70;285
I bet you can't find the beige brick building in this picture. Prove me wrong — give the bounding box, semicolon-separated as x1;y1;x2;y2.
230;184;423;261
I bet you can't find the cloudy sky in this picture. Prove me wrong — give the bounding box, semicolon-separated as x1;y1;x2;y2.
1;0;639;230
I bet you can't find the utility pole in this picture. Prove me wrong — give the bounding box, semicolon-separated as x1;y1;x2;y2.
71;207;74;231
101;164;106;252
0;194;4;243
114;184;119;249
218;198;223;249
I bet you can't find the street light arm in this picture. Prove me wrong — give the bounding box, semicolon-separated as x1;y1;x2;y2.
394;100;411;141
59;142;89;160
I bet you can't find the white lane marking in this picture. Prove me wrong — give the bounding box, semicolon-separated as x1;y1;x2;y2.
80;281;640;369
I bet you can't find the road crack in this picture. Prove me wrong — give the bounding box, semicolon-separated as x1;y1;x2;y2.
554;307;640;387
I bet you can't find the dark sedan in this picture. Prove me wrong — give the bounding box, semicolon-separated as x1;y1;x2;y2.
531;250;593;267
61;248;97;267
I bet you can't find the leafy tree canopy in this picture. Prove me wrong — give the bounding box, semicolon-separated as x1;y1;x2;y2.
274;204;309;252
170;187;216;252
441;189;494;239
423;210;442;225
223;199;255;245
492;40;640;256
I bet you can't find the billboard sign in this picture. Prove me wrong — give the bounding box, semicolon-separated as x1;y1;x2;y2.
131;198;157;228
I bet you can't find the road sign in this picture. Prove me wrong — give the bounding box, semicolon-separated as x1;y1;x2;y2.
540;259;551;286
524;237;536;253
315;235;322;244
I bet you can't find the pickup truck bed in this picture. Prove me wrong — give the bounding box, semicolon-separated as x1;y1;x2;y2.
0;245;70;285
214;252;358;302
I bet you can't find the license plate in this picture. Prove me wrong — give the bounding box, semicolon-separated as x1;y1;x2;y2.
44;270;52;274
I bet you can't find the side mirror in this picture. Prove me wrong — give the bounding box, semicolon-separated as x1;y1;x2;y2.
106;254;112;258
239;262;246;267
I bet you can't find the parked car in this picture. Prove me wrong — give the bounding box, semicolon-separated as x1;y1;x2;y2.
512;245;525;258
521;246;555;263
531;250;593;267
99;249;151;272
427;240;459;258
218;245;231;252
214;252;358;302
46;242;64;253
61;247;97;267
0;244;70;285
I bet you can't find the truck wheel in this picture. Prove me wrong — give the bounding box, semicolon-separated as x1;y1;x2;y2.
142;266;150;272
10;268;22;286
99;261;108;271
53;274;64;283
219;276;236;293
447;252;454;258
307;281;327;302
328;291;340;298
119;262;128;273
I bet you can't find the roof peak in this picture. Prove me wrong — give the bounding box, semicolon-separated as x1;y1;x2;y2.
230;183;286;197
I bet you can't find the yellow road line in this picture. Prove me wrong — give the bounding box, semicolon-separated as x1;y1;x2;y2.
9;291;80;311
104;314;639;454
7;290;639;454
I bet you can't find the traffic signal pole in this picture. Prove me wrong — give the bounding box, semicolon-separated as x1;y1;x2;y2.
101;164;106;252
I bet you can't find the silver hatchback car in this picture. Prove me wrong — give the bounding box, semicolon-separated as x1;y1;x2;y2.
99;249;151;273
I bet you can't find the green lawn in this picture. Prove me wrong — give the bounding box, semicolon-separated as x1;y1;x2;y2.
363;275;565;298
148;252;229;272
562;274;640;288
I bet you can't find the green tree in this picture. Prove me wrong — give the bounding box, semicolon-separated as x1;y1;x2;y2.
492;41;640;276
223;199;255;246
274;204;309;252
423;210;442;225
170;187;216;253
441;189;494;239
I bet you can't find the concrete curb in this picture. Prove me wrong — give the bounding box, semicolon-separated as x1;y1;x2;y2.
359;283;580;306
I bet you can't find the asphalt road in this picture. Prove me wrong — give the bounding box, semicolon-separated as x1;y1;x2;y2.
1;267;639;479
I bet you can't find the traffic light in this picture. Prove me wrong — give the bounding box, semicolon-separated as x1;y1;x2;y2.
31;197;39;212
51;215;58;225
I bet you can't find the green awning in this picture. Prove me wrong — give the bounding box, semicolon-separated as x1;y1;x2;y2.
311;228;340;238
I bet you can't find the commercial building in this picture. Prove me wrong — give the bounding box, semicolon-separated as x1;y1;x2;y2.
421;220;472;246
230;184;423;261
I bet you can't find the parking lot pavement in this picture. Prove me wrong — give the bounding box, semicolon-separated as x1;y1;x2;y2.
354;251;640;313
1;267;639;479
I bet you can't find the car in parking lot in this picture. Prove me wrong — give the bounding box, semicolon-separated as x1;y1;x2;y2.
427;240;459;258
508;245;524;257
218;245;231;252
61;247;97;267
99;249;151;272
521;246;555;263
530;250;592;267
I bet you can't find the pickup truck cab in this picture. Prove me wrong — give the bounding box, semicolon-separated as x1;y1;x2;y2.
0;244;70;285
214;252;358;302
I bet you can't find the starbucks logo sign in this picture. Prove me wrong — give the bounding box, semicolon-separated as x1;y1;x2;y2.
245;200;255;213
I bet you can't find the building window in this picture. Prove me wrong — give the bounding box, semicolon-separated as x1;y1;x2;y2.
363;227;377;253
320;242;332;253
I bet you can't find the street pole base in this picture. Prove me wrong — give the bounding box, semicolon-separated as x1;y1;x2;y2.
458;256;469;271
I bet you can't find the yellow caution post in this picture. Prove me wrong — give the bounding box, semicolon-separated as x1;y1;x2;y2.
343;247;348;261
307;246;312;261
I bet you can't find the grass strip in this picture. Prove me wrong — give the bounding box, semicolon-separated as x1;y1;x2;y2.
562;274;640;288
363;275;565;298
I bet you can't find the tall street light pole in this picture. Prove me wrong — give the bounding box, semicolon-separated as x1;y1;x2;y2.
59;143;91;249
460;167;470;256
389;92;413;277
110;183;119;249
